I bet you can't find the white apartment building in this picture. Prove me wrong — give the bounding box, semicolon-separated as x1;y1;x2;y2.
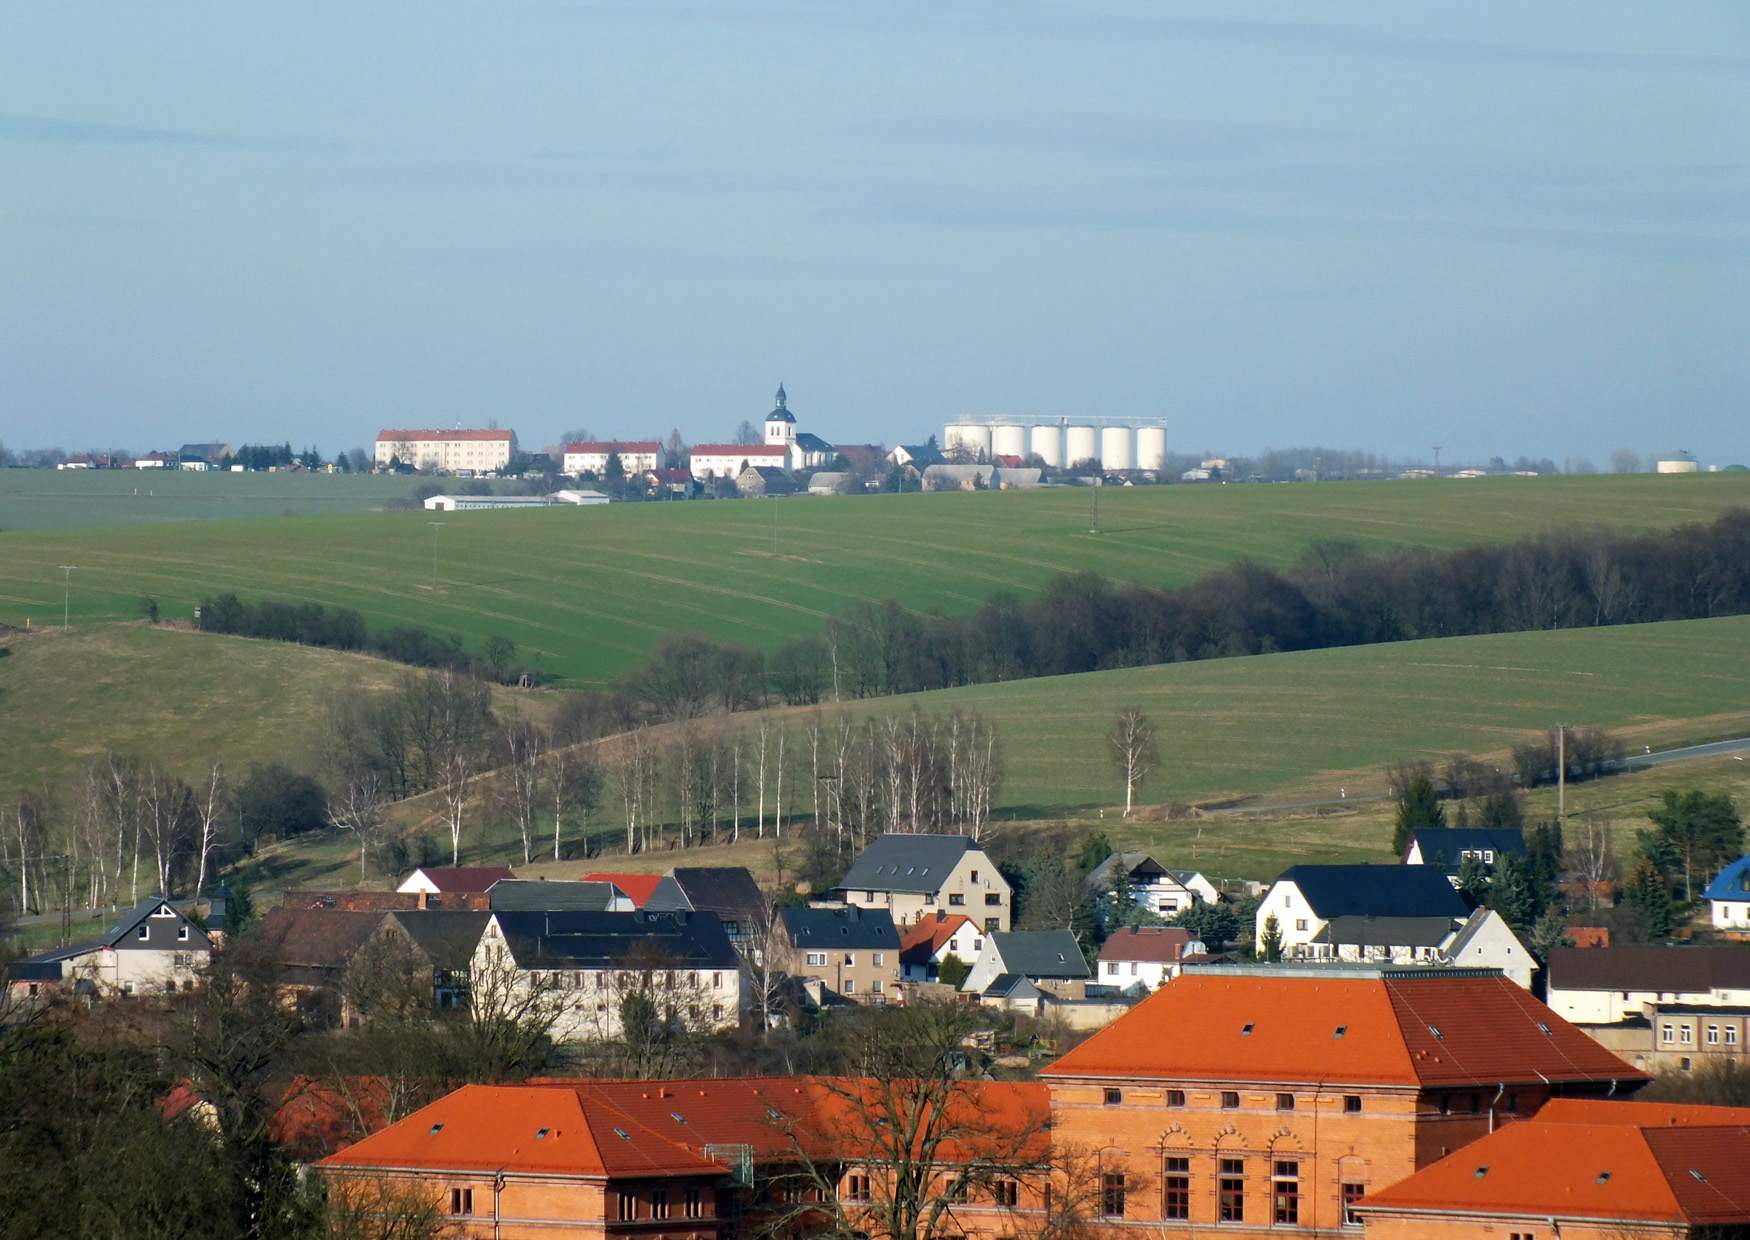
374;428;516;473
561;441;661;476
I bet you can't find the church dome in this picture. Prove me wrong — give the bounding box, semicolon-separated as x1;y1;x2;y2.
766;382;796;423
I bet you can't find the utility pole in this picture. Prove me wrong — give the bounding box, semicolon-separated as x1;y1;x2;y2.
1557;723;1566;822
1089;477;1101;534
1432;446;1442;476
426;523;443;594
58;565;76;628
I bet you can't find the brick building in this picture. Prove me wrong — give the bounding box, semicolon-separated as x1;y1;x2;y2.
1038;965;1645;1237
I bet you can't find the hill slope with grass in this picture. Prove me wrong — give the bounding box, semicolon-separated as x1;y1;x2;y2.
0;623;555;802
0;468;436;531
3;473;1747;684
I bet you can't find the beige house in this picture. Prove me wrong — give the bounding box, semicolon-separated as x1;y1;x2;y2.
373;428;515;473
775;905;901;1003
6;897;210;1000
832;833;1012;932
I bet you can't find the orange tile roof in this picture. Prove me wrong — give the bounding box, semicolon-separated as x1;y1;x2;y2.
1358;1100;1750;1226
583;872;664;906
899;912;975;959
1042;969;1645;1088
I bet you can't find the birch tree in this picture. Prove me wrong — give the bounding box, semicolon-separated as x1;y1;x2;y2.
193;761;226;899
139;767;193;899
327;771;387;881
499;719;547;865
1105;707;1160;818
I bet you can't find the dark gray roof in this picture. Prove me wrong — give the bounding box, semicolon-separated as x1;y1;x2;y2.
493;909;737;970
780;905;900;950
1548;945;1750;994
837;833;982;895
1275;865;1469;920
1312;915;1457;949
1085;851;1168;892
795;432;834;452
488;879;619;913
389;911;491;970
99;897;211;952
989;930;1091;979
982;973;1045;1000
645;868;765;920
1408;828;1527;870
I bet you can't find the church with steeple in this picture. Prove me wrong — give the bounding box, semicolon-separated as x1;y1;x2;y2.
764;383;836;470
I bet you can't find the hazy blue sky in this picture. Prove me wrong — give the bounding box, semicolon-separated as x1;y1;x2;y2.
3;2;1745;463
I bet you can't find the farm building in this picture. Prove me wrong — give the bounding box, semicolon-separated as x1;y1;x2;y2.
805;471;857;495
423;494;560;511
737;465;797;496
374;428;516;473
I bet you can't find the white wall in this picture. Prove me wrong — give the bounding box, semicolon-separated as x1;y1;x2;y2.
1255;880;1325;954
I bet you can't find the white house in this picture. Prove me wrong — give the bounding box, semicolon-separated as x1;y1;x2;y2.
1705;857;1750;936
961;929;1090;1000
1255;864;1469;957
1086;852;1218;916
1095;926;1207;992
1439;909;1535;989
560;441;660;476
133;452;173;469
897;911;984;982
5;898;210;1000
1546;946;1750;1025
688;443;788;481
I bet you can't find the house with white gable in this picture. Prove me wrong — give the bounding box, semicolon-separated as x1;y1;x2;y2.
1256;863;1470;958
897;911;985;983
1095;925;1208;993
5;897;211;1000
1085;851;1219;917
1705;856;1750;938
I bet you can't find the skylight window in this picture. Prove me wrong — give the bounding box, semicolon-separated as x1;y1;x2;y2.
1429;1025;1445;1040
671;1112;687;1124
536;1128;549;1139
614;1127;630;1140
767;1107;784;1121
1596;1172;1610;1184
1691;1170;1708;1183
1537;1022;1553;1036
430;1123;444;1135
1473;1166;1488;1179
1334;1026;1347;1038
1241;1023;1254;1036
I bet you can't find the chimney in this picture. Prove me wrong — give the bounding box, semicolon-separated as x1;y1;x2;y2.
417;890;428;911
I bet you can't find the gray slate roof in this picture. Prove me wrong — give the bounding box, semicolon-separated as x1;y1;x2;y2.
1408;828;1527;870
645;867;765;921
781;904;900;950
837;833;982;895
1312;915;1458;949
1276;864;1469;920
493;909;737;970
488;879;620;913
389;911;492;970
989;930;1091;979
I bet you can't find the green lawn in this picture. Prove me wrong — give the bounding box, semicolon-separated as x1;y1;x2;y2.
0;623;556;803
2;473;1746;685
0;467;436;531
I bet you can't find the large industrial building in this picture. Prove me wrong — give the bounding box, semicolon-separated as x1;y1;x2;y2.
943;417;1167;472
374;428;516;473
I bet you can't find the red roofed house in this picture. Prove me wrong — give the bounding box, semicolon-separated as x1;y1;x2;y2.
582;872;665;908
898;911;984;983
1355;1098;1750;1238
1041;964;1647;1236
687;442;786;481
561;441;661;475
1096;925;1207;992
373;428;516;473
397;866;517;898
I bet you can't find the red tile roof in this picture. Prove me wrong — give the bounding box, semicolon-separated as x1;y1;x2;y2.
583;873;664;906
1359;1099;1750;1226
1042;969;1646;1088
562;441;660;454
690;443;785;456
899;912;975;962
1099;926;1197;964
407;866;516;894
376;429;512;442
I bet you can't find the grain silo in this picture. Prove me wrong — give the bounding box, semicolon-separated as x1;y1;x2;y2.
1100;426;1133;471
991;423;1027;460
1135;426;1167;472
1029;423;1064;468
1065;425;1099;468
944;423;992;459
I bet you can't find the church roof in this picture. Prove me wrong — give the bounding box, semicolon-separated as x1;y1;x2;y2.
766;382;795;423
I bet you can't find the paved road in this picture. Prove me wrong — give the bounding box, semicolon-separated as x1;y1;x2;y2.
1208;734;1750;817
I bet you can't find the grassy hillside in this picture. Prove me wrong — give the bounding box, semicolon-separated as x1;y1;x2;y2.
2;473;1746;684
0;623;556;802
0;468;436;531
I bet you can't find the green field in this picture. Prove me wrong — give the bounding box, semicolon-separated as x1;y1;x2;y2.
0;467;433;531
3;473;1746;685
0;623;555;803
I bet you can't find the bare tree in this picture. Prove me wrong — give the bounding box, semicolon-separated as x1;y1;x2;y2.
498;719;547;865
455;928;566;1081
323;1176;455;1240
737;896;788;1033
1105;707;1160;818
328;772;389;881
192;761;227;899
10;786;49;915
411;672;495;866
139;767;194;898
1610;448;1643;475
547;743;602;861
1567;811;1618;912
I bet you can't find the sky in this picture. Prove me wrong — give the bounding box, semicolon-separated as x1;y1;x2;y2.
2;2;1746;464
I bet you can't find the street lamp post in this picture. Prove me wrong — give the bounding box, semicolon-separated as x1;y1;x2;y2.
58;564;77;628
427;523;443;593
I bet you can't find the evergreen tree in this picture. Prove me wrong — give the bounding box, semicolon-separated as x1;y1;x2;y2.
1391;768;1445;857
1455;854;1492;907
1622;856;1677;941
1259;913;1284;962
1170;897;1240;950
1530;906;1571;960
1486;854;1537;933
1645;790;1744;902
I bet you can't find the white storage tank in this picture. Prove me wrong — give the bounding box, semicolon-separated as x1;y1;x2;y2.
944;423;992;459
1065;425;1099;468
1030;423;1064;468
1100;426;1133;472
1135;426;1167;472
992;423;1027;460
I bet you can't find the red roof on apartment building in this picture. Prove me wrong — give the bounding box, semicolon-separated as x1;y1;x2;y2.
1098;926;1198;965
563;441;660;454
584;872;665;907
690;443;785;457
1042;968;1646;1088
376;428;512;442
1358;1098;1750;1227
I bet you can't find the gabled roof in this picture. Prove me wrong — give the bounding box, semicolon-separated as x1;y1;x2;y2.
1313;915;1458;949
387;911;491;971
403;866;516;894
1549;945;1750;993
562;441;660;454
1704;855;1750;901
645;867;765;920
1085;851;1171;891
781;905;900;951
899;912;976;963
489;879;620;913
584;872;665;907
1407;827;1527;868
838;833;984;895
98;896;211;950
258;908;388;974
691;443;785;457
376;428;512;443
491;910;738;970
1357;1098;1750;1227
1042;967;1645;1088
988;931;1090;980
794;432;834;452
1274;864;1469;920
1441;908;1516;960
1099;926;1197;964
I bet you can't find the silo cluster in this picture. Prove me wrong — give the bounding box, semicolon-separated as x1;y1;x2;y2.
942;419;1167;472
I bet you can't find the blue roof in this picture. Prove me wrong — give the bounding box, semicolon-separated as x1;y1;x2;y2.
1704;856;1750;901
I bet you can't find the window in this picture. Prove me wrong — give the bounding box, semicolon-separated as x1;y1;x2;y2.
651;1189;670;1220
807;952;827;967
1273;1160;1299;1224
970;869;979;882
872;980;884;994
138;925;150;940
994;1180;1018;1208
949;893;965;906
450;1188;474;1216
1221;1090;1240;1110
1662;1024;1676;1044
986;892;1002;905
1681;1025;1694;1045
1510;1233;1537;1240
1344;1094;1363;1114
1708;1025;1721;1045
1276;1092;1295;1111
177;925;190;942
1342;1182;1366;1227
844;978;856;994
1219;1158;1245;1222
1164;1157;1190;1220
712;972;723;988
1101;1173;1126;1218
984;918;1000;932
1104;1087;1123;1106
873;952;885;967
685;1188;703;1219
1129;962;1139;976
1165;1089;1186;1107
844;1174;871;1202
924;894;936;905
866;890;877;902
617;1192;636;1221
844;952;857;966
1728;1026;1740;1045
1295;918;1307;931
1106;962;1119;976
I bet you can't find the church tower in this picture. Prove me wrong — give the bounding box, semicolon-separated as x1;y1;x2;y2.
765;383;797;452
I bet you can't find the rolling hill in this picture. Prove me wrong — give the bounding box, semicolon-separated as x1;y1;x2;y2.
3;473;1747;685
